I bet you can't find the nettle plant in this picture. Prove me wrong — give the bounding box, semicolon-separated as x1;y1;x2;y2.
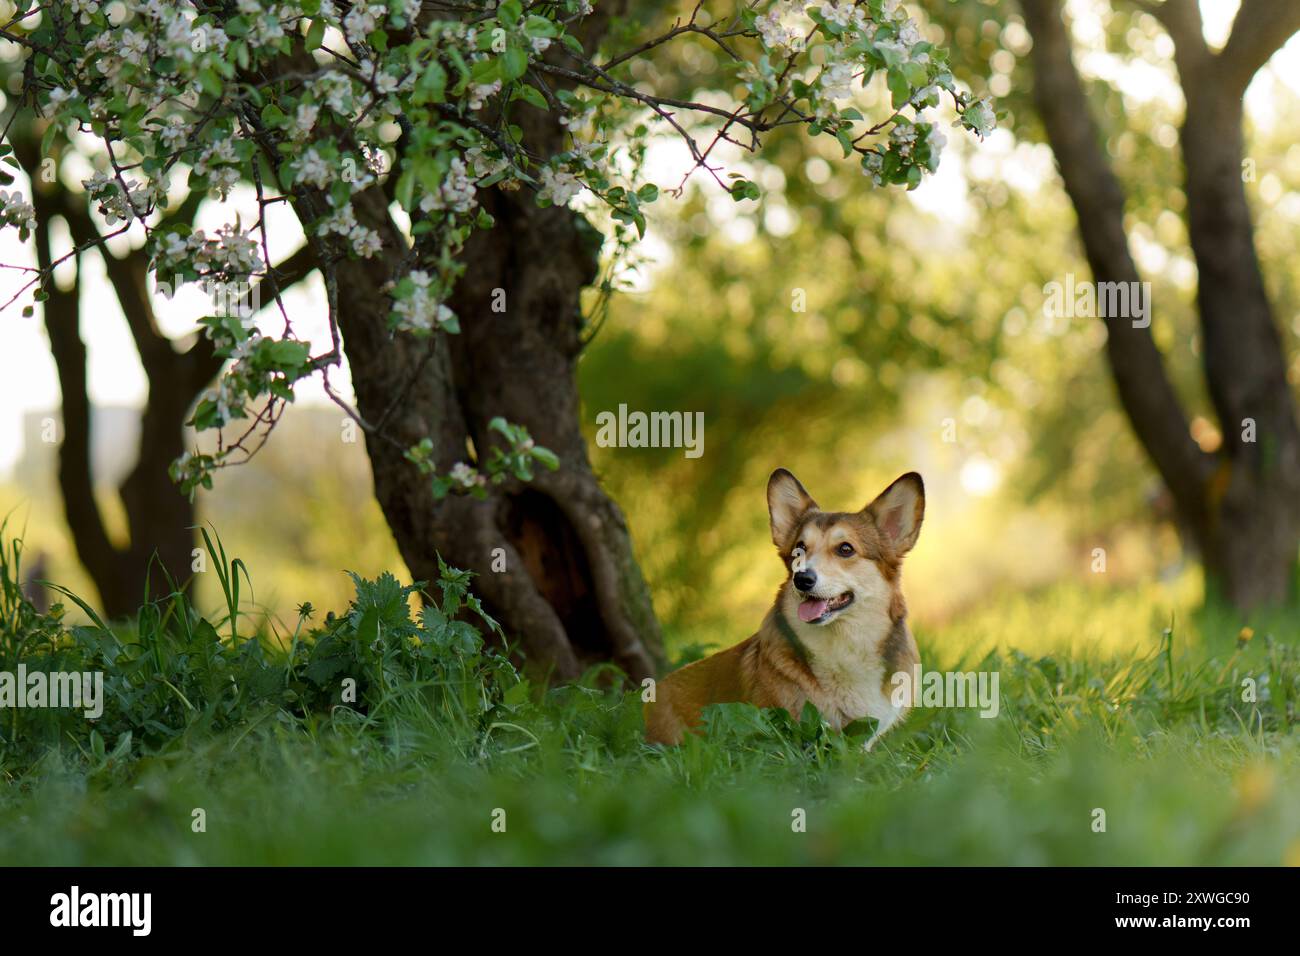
0;0;991;499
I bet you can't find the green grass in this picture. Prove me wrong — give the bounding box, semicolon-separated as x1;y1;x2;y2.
0;525;1297;865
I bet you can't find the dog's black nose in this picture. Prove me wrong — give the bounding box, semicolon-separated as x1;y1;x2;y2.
793;571;816;592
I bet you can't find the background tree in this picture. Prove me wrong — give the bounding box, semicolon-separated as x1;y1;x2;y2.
1;1;989;678
1012;0;1300;610
5;118;315;617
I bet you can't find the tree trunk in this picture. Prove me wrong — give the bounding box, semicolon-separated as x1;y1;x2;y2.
20;133;310;619
28;172;206;618
1019;0;1300;610
321;171;664;683
448;185;664;681
1176;62;1300;607
262;6;666;682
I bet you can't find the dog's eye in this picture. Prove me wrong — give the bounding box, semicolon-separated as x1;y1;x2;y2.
837;542;855;557
792;542;806;557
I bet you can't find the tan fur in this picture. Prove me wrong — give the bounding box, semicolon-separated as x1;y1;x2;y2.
644;470;924;751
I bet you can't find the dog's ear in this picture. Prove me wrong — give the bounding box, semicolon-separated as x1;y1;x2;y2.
865;472;925;555
767;469;818;548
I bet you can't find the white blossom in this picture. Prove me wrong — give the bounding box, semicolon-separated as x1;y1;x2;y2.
821;2;866;31
466;145;510;180
69;0;100;25
448;462;484;489
312;73;356;114
392;270;458;332
419;158;476;215
960;97;996;137
862;150;884;186
293;147;334;189
158;115;191;151
343;1;380;45
820;61;855;101
467;81;502;112
82;172;152;225
208;167;240;200
757;4;800;52
0;190;37;233
289;103;320;141
158;224;266;279
538;165;583;207
890;121;919;158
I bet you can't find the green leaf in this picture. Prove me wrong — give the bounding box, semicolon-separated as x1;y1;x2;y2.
470;56;502;86
502;678;532;708
266;339;311;367
887;68;911;109
395;170;415;210
502;47;529;81
903;61;929;88
197;68;223;98
305;18;326;51
417;61;447;103
523;15;558;38
498;0;523;25
836;129;854;158
530;446;560;471
514;84;548;110
40;119;59;156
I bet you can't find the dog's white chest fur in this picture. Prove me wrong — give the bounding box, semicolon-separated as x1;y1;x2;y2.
800;619;894;729
783;574;899;729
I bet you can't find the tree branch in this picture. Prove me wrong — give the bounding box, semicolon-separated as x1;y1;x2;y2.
57;193;172;368
1141;0;1212;77
1019;0;1213;521
1219;0;1300;94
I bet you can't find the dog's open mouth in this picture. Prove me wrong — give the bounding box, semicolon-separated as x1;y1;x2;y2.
797;591;854;624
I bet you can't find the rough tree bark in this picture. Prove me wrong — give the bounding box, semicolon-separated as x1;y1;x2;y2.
259;9;665;682
1019;0;1300;609
322;181;663;683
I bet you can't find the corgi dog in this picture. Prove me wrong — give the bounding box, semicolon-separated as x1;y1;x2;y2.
644;469;924;751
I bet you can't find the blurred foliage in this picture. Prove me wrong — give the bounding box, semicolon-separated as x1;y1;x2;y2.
574;0;1300;649
1;406;406;631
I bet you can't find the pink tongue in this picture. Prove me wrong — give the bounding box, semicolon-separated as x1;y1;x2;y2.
798;599;829;623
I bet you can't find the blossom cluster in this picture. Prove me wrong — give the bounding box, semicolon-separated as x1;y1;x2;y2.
743;2;995;189
0;190;36;240
5;0;987;495
151;225;266;286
